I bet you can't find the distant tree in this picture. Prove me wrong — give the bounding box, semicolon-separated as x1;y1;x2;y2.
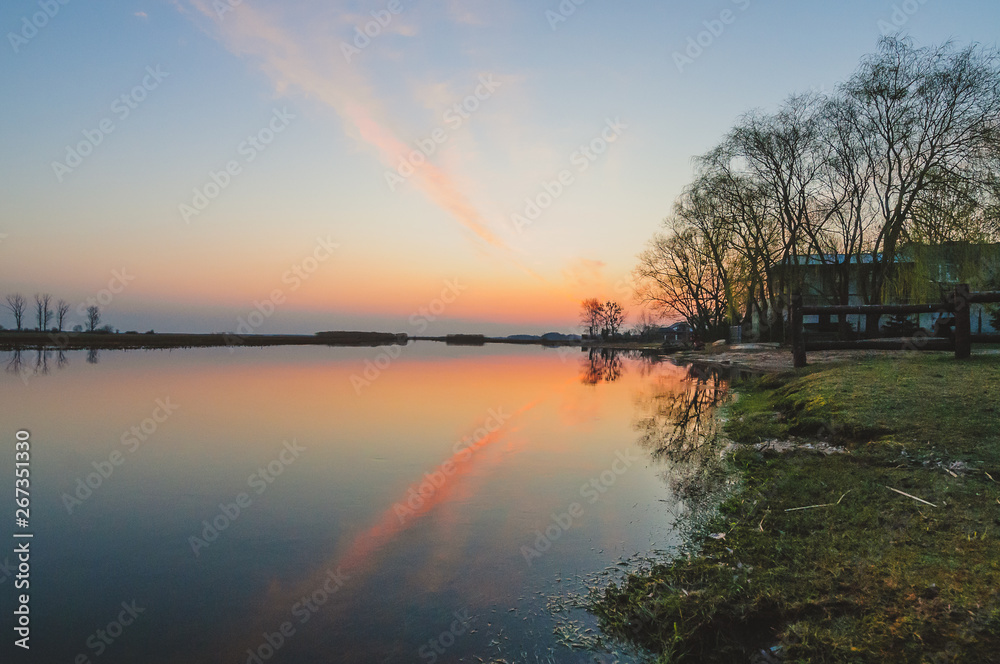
86;305;101;332
34;293;52;331
56;300;70;332
580;298;605;337
631;309;661;339
72;325;83;333
602;301;626;338
5;294;27;330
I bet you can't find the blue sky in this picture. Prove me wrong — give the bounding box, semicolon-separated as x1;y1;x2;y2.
1;0;997;334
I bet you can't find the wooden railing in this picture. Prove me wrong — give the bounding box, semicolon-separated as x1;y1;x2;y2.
789;285;1000;367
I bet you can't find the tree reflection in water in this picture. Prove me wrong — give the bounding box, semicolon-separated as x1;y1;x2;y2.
34;348;51;375
632;363;736;515
580;347;662;385
5;349;25;376
4;347;77;379
581;347;624;384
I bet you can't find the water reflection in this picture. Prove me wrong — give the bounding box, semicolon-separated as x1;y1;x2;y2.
0;345;733;663
581;348;625;384
632;364;733;509
5;347;74;379
580;348;662;385
4;347;24;374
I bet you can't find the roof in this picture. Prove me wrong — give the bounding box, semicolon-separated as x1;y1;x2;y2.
787;253;886;266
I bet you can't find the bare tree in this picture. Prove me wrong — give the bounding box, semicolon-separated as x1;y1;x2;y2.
840;37;1000;332
602;301;626;338
580;298;604;337
34;293;53;331
4;294;27;330
631;309;662;338
56;300;71;332
634;37;1000;341
86;305;101;332
634;221;729;340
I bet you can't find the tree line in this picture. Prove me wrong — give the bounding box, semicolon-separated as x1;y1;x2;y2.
579;298;627;339
3;293;104;332
634;37;1000;341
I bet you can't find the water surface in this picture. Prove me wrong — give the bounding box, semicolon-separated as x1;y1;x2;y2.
0;344;728;663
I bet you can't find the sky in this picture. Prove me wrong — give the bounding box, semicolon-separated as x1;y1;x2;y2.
1;0;998;336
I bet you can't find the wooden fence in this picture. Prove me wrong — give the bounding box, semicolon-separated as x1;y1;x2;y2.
790;285;1000;367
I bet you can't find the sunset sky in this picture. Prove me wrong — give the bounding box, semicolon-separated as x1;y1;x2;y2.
2;0;998;335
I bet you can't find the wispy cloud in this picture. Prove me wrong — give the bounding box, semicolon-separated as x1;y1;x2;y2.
562;257;607;293
181;0;507;251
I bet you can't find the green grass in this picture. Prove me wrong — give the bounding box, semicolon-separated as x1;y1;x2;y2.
591;354;1000;663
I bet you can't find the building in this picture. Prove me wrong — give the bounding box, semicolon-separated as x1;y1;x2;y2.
656;322;693;343
782;242;1000;335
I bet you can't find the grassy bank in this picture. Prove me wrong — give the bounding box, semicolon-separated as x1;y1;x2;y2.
592;353;1000;662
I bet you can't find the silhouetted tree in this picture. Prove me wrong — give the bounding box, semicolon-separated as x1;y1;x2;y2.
634;37;1000;340
631;309;662;339
635;221;730;340
602;301;626;338
35;293;52;331
86;305;101;332
4;294;26;330
580;298;604;337
56;300;70;332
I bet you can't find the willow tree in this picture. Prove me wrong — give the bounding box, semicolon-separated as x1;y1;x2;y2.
839;37;1000;331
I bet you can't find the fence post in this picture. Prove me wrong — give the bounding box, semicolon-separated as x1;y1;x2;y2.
791;292;807;368
954;283;971;360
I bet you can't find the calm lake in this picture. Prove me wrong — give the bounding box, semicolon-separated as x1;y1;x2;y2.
0;344;730;663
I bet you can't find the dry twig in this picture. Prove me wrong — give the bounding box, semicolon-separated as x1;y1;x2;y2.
784;490;852;513
887;486;937;508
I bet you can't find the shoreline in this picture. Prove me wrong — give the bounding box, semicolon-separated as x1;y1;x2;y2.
0;330;670;352
0;331;409;351
591;352;1000;662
